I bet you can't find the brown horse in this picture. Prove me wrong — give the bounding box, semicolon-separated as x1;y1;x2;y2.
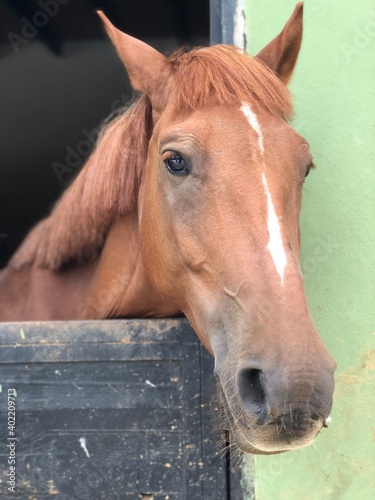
0;3;335;454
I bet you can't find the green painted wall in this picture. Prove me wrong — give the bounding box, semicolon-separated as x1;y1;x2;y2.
243;0;375;498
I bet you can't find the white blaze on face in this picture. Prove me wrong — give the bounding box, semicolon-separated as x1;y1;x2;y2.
261;173;287;283
240;103;264;155
241;102;287;284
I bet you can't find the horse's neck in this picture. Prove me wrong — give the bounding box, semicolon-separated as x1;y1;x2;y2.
0;212;179;321
84;211;179;319
0;259;99;321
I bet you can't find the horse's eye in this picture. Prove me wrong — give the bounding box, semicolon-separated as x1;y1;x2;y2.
305;162;313;178
164;154;189;176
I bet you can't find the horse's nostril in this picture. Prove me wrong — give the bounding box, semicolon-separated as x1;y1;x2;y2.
237;368;269;424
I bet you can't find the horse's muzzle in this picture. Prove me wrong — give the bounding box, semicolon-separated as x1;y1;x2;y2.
217;357;336;454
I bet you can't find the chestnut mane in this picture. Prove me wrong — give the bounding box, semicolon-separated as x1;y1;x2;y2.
10;45;293;271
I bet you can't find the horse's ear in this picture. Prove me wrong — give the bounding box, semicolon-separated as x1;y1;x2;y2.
98;11;172;100
255;2;303;85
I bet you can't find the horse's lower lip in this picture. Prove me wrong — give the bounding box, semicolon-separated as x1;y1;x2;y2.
220;390;285;454
219;387;323;455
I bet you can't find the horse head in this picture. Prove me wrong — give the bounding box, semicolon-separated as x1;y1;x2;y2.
99;3;336;454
